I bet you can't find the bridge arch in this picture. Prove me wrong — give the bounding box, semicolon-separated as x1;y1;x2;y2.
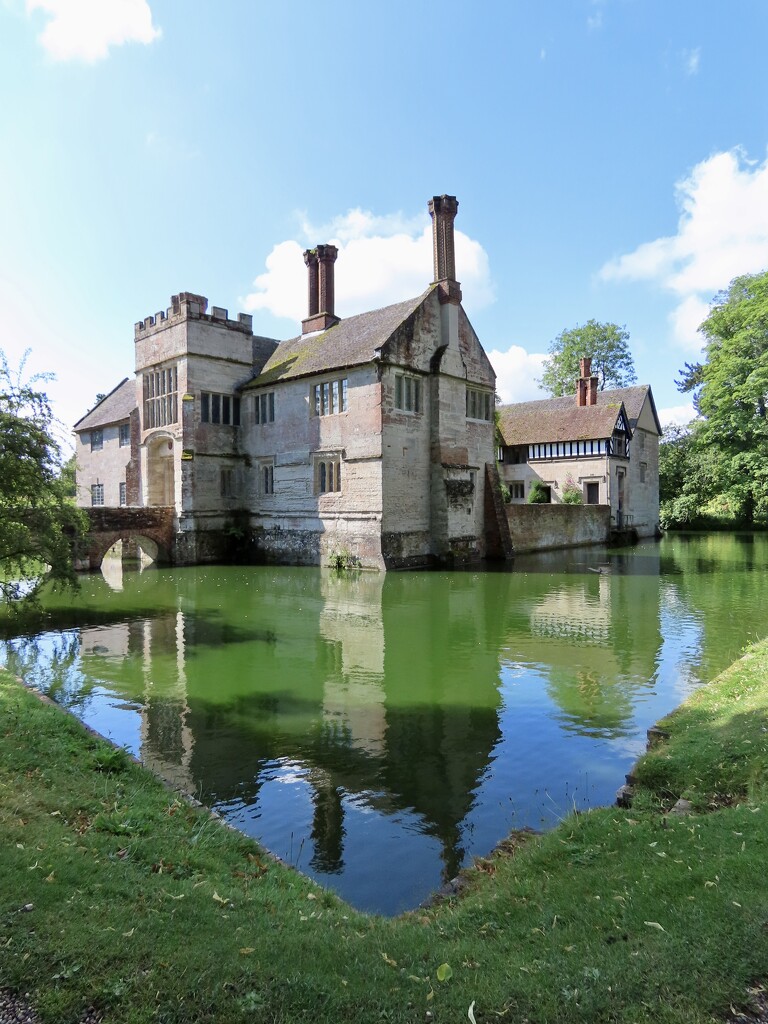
82;508;176;571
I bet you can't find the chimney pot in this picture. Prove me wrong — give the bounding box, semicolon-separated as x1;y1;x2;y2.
588;376;598;405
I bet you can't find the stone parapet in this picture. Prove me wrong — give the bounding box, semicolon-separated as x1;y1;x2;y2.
135;293;253;340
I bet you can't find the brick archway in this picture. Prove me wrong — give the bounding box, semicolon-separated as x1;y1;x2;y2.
82;508;176;570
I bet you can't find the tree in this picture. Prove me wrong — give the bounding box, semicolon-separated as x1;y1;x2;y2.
0;351;86;605
539;319;637;397
666;269;768;528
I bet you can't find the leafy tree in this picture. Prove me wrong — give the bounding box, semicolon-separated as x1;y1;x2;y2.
539;319;637;397
59;455;78;499
666;269;768;528
0;351;86;604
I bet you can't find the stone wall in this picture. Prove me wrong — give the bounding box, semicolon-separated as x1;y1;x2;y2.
76;421;133;507
505;503;611;553
241;365;386;570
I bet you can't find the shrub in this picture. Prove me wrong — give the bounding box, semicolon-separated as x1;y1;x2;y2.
528;481;550;504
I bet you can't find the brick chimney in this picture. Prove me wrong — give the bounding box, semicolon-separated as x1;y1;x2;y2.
302;245;340;334
577;356;599;406
428;195;462;304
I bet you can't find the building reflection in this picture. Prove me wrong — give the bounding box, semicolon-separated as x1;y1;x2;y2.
502;549;664;738
74;548;666;895
77;568;503;889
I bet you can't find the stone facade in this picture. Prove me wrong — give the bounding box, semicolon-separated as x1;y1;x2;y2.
74;196;499;570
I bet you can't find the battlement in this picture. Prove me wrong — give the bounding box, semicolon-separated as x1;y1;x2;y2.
134;292;254;339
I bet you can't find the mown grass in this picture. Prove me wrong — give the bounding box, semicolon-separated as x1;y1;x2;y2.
1;640;768;1024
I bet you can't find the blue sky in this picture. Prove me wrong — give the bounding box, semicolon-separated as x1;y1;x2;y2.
3;0;768;447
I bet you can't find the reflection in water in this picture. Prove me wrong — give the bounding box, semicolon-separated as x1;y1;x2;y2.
4;534;768;914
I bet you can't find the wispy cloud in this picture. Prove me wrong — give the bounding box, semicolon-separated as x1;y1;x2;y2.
682;47;701;76
587;10;603;31
587;0;605;31
243;206;495;326
26;0;161;62
600;148;768;351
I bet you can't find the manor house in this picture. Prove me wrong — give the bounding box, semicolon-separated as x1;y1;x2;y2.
74;195;661;568
74;196;500;570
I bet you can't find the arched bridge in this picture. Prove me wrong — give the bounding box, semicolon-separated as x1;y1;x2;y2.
78;507;176;570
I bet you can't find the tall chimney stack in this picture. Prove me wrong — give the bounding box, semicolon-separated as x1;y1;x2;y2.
577;356;593;406
428;195;462;304
302;244;340;334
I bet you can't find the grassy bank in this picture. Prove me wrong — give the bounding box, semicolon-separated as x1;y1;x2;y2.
1;642;768;1024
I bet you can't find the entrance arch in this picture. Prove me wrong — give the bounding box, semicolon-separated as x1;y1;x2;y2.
146;433;176;507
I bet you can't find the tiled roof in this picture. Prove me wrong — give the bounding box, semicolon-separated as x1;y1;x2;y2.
243;292;429;387
605;385;661;433
73;378;136;431
498;390;637;445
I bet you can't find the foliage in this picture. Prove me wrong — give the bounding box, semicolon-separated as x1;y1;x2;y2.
2;639;768;1023
665;270;768;529
539;319;637;397
528;480;550;504
329;549;361;570
0;350;86;604
561;475;583;504
59;454;77;499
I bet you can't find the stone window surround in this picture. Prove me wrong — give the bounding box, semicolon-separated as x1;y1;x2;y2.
466;386;493;422
119;482;127;506
91;483;104;506
143;364;178;429
314;451;343;494
259;458;275;496
254;391;275;425
312;377;348;417
509;481;524;500
394;372;422;414
119;423;130;447
90;429;103;452
201;391;241;426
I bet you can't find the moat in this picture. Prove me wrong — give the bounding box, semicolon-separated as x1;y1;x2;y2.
3;533;767;915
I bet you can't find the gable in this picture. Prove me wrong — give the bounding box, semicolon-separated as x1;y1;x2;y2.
73;378;135;431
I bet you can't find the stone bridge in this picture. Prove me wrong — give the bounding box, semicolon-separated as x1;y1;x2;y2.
77;507;176;570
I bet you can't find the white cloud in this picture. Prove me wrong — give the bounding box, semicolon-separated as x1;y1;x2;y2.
486;346;547;405
657;403;697;429
682;47;701;76
26;0;160;62
243;207;495;327
600;148;768;350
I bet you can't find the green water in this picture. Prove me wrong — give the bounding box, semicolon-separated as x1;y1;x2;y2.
3;533;768;915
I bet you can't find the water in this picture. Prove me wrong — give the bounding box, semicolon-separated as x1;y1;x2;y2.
3;533;768;915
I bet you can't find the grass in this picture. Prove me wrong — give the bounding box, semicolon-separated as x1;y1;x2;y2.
1;640;768;1023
